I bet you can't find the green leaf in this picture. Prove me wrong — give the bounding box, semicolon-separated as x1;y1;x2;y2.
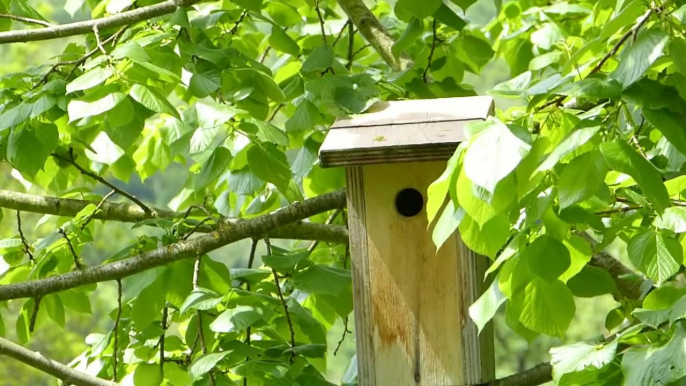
196;99;242;129
489;71;531;97
427;149;461;225
458;172;514;227
269;25;300;56
0;103;32;131
262;249;309;271
468;279;506;334
622;322;686;385
131;274;166;330
195;147;232;190
458;213;510;259
189;71;221;98
555;77;622;100
246;118;289;146
655;207;686;233
522;235;571;283
392;17;423;57
111;42;150;62
188;351;231;380
644;108;686;156
463;118;531;193
559;236;593;282
293;265;351;296
285;99;321;133
609;29;669;88
129;84;179;119
433;3;466;30
265;1;300;27
397;0;441;18
66;67;115;94
600;139;670;214
431;202;464;251
550;339;618;383
179;288;222;314
558;150;609;209
68;88;126;121
454;35;495;72
301;45;334;73
567;266;617;298
210;305;264;333
599;0;643;40
232;0;261;12
515;278;575;338
247;144;292;193
627;229;682;285
134;363;163;386
536;125;600;173
44;295;65;328
230;268;271;284
7;123;58;177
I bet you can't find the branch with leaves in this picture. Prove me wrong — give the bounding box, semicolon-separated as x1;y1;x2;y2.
0;337;117;386
0;0;198;44
0;189;345;301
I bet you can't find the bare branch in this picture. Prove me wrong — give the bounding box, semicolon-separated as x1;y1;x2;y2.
112;280;122;382
52;149;152;214
479;363;552;386
0;0;198;44
307;208;341;252
0;189;348;244
0;337;118;386
336;0;411;71
81;191;116;230
0;14;53;27
59;228;84;270
267;238;296;363
315;0;327;43
16;211;34;263
423;19;438;83
0;190;346;301
28;297;41;333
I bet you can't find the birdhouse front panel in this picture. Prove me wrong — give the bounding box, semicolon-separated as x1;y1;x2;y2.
345;161;493;385
320;96;496;385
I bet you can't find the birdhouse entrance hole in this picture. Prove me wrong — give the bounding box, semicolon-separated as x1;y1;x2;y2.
395;188;423;217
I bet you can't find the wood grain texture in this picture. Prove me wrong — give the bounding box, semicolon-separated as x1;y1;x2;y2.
319;96;494;168
347;161;494;385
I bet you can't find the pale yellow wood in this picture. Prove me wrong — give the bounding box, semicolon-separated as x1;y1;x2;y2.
319;96;494;168
331;96;494;128
345;161;494;385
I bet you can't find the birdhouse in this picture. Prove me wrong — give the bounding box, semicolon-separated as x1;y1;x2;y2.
319;96;496;385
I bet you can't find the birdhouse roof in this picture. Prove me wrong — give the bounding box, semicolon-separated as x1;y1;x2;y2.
318;96;494;167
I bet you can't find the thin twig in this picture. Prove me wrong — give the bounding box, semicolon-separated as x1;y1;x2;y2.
52;149;152;214
350;44;370;59
113;279;122;382
332;20;349;47
62;26;127;82
267;238;296;362
0;14;53;27
346;21;354;69
315;0;327;43
29;297;42;333
229;10;248;34
333;317;350;356
243;239;259;386
307;209;341;252
182;217;214;240
423;19;438;83
92;25;108;56
537;7;655;111
16;211;34;263
595;205;642;216
259;46;272;63
81;191;116;230
192;254;214;383
268;104;283;123
59;228;83;270
159;307;168;373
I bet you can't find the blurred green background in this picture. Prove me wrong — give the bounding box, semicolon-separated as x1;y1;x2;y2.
0;0;617;384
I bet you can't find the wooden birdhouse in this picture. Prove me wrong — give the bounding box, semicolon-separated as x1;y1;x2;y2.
319;96;496;385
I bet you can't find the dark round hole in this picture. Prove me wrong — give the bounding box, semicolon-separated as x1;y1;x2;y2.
395;188;424;217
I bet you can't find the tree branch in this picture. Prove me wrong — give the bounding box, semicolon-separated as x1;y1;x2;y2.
479;363;552;386
0;190;346;301
336;0;411;71
0;0;198;44
0;189;348;244
0;337;117;386
0;14;53;27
